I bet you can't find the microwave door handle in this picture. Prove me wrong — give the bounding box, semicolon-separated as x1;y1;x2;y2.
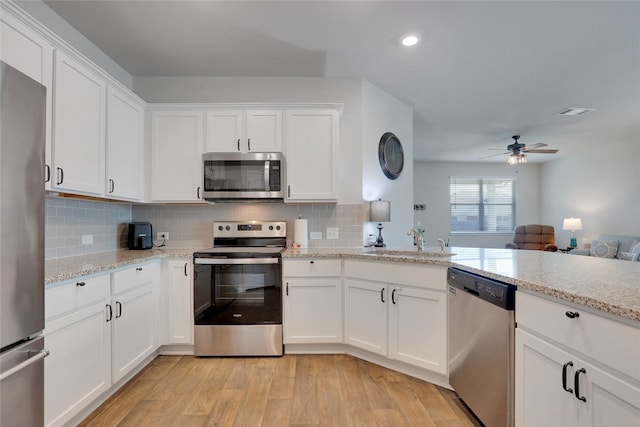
264;160;270;192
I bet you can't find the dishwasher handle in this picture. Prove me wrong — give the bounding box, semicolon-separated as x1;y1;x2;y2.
463;286;480;297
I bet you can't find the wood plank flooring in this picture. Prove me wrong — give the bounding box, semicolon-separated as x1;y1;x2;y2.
80;354;482;427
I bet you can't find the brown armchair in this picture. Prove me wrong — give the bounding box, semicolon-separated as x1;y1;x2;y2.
506;225;558;252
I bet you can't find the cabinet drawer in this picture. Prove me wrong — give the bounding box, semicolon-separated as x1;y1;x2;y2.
517;291;640;382
112;261;159;295
283;259;341;277
344;260;447;290
45;274;110;320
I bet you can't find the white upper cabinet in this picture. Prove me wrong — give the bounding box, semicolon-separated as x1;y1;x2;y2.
151;111;204;202
285;109;339;202
52;51;106;196
105;88;144;201
0;12;54;189
205;109;283;153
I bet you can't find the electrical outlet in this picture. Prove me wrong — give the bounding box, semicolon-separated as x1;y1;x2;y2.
310;231;322;240
157;232;169;241
81;234;93;245
414;204;426;211
326;227;339;240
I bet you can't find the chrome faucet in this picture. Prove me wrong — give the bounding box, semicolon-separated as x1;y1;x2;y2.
437;238;446;254
407;228;424;252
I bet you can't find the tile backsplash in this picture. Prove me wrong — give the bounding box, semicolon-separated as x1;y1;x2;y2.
45;196;131;260
132;202;365;249
45;195;366;260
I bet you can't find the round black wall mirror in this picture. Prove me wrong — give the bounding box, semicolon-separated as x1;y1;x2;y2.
378;132;404;180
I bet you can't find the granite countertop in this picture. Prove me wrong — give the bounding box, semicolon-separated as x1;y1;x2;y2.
284;246;640;323
45;248;194;285
45;245;640;323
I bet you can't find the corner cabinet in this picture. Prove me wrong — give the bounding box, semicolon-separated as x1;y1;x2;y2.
105;87;145;201
282;259;343;344
151;111;204;202
52;50;106;196
515;291;640;426
285;109;339;202
343;260;448;374
205;109;283;153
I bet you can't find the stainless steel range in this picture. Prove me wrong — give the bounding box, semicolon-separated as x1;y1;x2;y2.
193;221;286;356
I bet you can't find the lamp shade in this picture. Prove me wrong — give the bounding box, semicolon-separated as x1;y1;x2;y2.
370;199;391;222
563;217;582;231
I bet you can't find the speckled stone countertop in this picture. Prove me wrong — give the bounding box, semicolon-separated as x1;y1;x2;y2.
284;246;640;323
45;248;194;285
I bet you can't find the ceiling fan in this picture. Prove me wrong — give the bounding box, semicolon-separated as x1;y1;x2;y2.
482;135;559;164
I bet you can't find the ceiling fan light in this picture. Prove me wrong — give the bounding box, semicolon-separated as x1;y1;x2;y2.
508;153;518;165
401;34;420;47
519;153;527;164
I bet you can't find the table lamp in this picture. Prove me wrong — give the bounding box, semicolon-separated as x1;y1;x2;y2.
563;217;582;248
370;199;391;247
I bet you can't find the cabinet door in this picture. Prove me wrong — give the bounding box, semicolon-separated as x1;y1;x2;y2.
515;329;579;427
166;260;193;344
44;302;111;427
111;284;155;382
205;111;243;152
285;109;338;202
388;287;447;373
52;51;105;196
106;87;144;200
577;358;640;427
283;278;342;344
0;13;54;189
151;111;203;202
344;278;387;354
245;110;283;152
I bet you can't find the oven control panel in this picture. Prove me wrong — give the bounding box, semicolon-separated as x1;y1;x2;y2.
213;221;286;238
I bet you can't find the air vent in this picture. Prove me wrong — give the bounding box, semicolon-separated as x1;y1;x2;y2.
556;108;596;116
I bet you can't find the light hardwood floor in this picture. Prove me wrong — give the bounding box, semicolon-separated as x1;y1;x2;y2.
80;354;481;427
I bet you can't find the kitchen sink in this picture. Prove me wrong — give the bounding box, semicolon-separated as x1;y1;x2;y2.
372;249;455;257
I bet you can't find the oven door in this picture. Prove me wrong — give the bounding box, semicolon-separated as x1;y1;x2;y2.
193;257;282;326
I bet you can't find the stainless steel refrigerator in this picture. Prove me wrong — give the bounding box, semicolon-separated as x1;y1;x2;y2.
0;61;49;426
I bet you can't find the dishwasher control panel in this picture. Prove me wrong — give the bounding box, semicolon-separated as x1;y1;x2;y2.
447;268;515;310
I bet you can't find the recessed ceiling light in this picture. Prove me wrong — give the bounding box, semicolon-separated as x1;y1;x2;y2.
401;34;420;47
556;107;596;116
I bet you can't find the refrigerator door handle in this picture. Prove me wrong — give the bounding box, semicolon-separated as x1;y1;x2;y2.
0;349;49;382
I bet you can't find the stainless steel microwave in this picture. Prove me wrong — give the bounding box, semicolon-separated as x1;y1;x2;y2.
202;152;284;202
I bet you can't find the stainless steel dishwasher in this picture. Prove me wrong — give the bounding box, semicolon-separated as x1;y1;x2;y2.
448;267;516;427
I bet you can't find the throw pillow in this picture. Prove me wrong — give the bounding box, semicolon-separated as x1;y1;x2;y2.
617;251;639;261
590;240;619;258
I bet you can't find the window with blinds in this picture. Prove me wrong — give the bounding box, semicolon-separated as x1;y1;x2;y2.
450;177;515;232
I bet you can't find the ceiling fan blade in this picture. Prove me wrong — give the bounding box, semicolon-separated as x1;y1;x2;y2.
479;152;508;159
524;142;547;150
525;149;559;154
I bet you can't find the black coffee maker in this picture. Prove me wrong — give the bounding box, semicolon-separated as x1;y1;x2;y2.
127;222;153;250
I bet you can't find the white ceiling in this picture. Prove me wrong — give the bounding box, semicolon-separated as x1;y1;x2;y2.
42;0;640;163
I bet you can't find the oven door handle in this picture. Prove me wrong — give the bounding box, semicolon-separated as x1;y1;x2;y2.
194;257;280;265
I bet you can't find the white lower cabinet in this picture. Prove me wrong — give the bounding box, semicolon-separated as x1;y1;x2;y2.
343;260;448;374
283;259;343;344
110;262;159;382
44;275;111;427
515;291;640;427
164;259;193;345
44;261;160;427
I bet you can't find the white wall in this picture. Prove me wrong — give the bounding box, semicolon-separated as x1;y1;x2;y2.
16;0;133;87
361;80;414;248
540;139;640;246
134;76;363;204
413;162;540;248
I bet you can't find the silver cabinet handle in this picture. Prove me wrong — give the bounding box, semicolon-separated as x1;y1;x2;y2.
237;139;241;151
109;179;115;193
0;350;49;382
247;138;251;151
45;165;51;183
184;262;188;276
56;167;64;185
